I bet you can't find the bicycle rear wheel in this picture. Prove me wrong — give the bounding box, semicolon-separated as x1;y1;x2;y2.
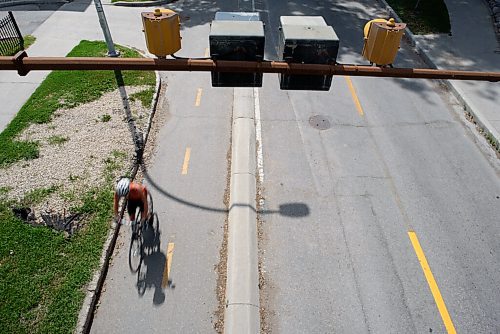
128;214;143;272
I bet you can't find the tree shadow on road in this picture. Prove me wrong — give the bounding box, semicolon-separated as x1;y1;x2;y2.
164;0;238;30
161;0;461;106
1;0;92;13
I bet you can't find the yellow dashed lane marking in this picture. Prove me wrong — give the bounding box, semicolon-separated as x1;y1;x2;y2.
344;76;364;116
162;242;175;288
408;231;456;334
195;88;203;107
181;147;191;175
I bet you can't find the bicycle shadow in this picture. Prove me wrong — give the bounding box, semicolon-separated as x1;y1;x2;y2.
135;215;172;306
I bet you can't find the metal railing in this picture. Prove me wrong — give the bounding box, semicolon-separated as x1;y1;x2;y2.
0;11;23;56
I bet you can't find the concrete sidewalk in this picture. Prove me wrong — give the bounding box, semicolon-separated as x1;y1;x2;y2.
381;0;500;147
0;0;149;132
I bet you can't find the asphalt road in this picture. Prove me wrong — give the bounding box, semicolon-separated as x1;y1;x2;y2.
89;0;500;333
257;0;500;333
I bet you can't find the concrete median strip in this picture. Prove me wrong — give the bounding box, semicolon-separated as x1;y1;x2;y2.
224;88;260;334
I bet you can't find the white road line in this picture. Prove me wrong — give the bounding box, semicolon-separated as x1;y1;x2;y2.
254;87;264;184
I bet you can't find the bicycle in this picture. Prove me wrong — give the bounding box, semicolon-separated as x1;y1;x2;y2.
128;192;154;273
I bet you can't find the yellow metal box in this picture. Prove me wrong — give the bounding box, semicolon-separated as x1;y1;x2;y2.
362;18;406;66
142;9;181;57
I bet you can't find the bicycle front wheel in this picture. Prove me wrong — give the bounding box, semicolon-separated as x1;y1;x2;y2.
128;230;143;273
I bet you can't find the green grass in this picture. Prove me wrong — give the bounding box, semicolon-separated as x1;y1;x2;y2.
24;35;36;50
104;150;128;182
0;38;16;56
0;40;155;167
0;41;155;333
1;151;123;333
111;150;127;159
21;186;59;207
100;114;112;122
129;86;156;109
0;187;12;201
486;132;500;151
385;0;451;34
47;135;68;146
0;35;36;56
0;186;114;333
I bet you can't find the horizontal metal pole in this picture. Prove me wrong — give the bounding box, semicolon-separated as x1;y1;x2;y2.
0;55;499;82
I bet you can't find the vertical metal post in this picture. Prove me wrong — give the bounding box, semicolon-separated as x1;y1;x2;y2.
92;0;142;162
93;0;119;57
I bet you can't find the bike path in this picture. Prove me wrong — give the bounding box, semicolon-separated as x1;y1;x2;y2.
90;18;234;332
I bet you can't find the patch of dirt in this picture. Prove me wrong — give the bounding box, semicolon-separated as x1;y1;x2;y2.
257;179;273;333
213;114;232;333
1;86;151;223
465;111;500;159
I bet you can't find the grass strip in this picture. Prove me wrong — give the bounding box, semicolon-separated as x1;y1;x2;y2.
129;86;156;109
23;35;36;50
385;0;451;34
0;35;36;56
0;187;113;333
0;41;155;333
0;40;155;167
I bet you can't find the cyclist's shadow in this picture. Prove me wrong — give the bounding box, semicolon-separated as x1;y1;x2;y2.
135;216;168;305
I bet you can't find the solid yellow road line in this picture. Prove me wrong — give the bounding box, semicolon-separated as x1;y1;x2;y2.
181;147;191;175
204;47;209;57
162;242;175;288
195;88;203;106
408;231;457;334
344;76;364;116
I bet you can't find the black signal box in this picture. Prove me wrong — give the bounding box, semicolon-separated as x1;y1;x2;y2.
279;16;339;91
210;12;265;87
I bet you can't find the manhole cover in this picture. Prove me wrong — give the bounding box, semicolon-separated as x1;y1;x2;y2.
309;115;331;130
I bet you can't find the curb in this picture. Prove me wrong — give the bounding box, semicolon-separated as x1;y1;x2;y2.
378;0;500;149
74;70;162;334
224;88;260;334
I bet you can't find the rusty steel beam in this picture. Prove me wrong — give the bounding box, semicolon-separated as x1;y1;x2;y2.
0;54;499;82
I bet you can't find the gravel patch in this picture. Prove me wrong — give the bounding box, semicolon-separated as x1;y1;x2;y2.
0;86;152;221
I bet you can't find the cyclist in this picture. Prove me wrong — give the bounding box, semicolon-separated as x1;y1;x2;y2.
114;177;149;226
